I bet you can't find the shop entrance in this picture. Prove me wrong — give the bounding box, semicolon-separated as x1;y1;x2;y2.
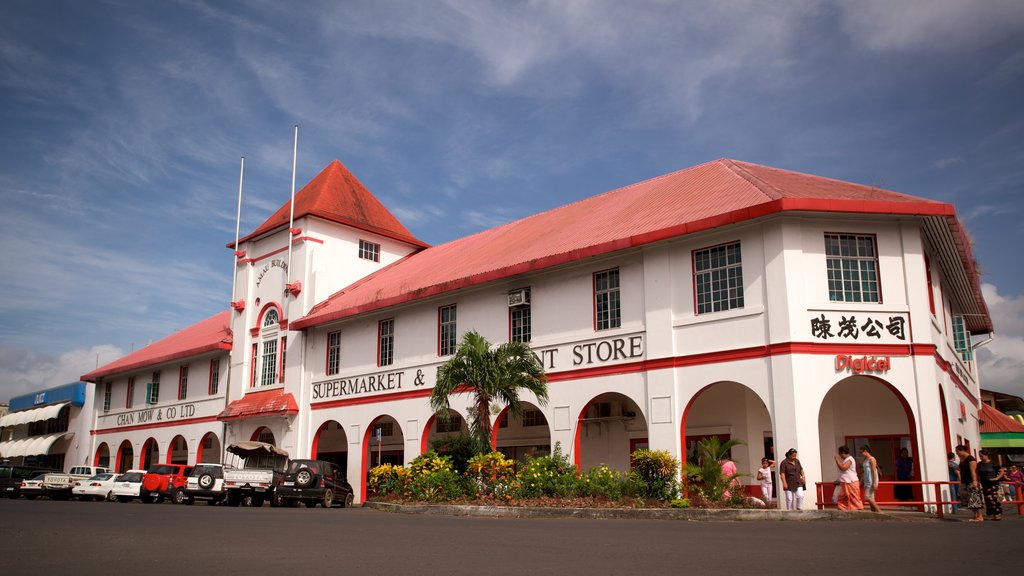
365;415;404;468
575;392;648;472
197;432;221;464
116;440;133;473
140;438;159;470
423;409;470;453
168;435;189;464
312;420;349;473
94;443;110;468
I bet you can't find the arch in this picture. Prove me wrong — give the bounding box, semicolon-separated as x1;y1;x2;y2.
421;408;469;454
817;375;919;506
196;432;222;464
255;302;283;330
167;435;189;464
140;437;159;470
94;442;111;468
679;381;773;498
573;392;648;472
360;415;405;502
115;440;134;473
493;403;552;465
250;427;276;445
312;420;349;471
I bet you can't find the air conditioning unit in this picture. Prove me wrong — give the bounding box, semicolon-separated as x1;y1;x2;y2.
508;289;531;307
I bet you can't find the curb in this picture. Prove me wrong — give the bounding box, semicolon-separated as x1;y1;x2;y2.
362;501;912;521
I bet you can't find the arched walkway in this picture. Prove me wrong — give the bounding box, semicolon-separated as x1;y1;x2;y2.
312;420;349;471
116;440;134;473
197;432;221;464
361;415;405;501
681;381;773;497
250;427;276;445
574;392;648;471
817;375;919;505
168;435;189;464
94;442;110;468
140;438;159;470
422;409;469;454
493;403;551;464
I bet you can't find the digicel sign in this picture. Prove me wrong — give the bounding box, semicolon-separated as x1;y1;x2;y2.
835;354;891;374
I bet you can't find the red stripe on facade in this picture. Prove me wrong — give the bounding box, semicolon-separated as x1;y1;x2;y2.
91;415;220;435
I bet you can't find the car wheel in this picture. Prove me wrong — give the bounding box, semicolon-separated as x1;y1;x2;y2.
342;492;354;508
106;491;116;502
7;493;19;500
321;489;334;508
198;474;215;490
172;489;188;505
295;469;315;488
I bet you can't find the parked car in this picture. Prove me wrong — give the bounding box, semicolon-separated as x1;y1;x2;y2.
72;472;119;502
224;442;288;507
276;459;354;508
1;464;56;499
141;464;193;503
42;466;114;500
177;463;229;505
112;470;146;503
19;471;50;500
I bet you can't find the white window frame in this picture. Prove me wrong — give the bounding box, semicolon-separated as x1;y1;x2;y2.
693;242;744;314
825;233;881;303
378;319;394;367
439;305;457;356
326;331;341;375
359;239;381;262
594;269;621;331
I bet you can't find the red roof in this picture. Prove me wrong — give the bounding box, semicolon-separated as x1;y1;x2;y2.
81;311;232;381
980;403;1024;434
217;389;299;421
294;158;988;330
232;160;427;248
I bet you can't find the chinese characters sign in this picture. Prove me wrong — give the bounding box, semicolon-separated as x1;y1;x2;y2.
808;311;908;343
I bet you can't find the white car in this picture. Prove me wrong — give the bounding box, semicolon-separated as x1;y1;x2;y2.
112;470;146;503
72;472;119;502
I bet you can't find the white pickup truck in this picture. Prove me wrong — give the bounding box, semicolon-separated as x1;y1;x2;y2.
223;441;289;507
43;466;114;500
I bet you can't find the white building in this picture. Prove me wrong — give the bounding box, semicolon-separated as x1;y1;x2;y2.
81;158;992;507
0;382;96;470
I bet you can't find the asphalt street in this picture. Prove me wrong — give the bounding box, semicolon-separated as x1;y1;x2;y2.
0;499;1019;575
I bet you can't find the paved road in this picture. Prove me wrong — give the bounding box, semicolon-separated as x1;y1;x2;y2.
0;499;1019;575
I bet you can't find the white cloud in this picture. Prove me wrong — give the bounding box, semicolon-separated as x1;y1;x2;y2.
977;283;1024;399
0;345;123;404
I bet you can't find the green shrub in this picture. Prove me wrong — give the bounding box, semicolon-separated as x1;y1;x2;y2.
629;449;680;500
682;436;746;504
367;463;406;497
431;433;485;474
466;451;516;498
404;467;466;502
514;443;577;498
578;465;627;500
669;498;690;508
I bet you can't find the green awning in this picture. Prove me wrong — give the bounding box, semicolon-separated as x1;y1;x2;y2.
981;432;1024;448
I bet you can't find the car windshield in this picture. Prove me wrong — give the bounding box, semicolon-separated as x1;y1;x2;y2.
30;472;48;480
285;460;320;474
88;473;113;481
118;473;143;482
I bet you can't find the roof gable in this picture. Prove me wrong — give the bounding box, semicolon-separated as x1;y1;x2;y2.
292;158;983;330
234;160;427;248
81;311;233;381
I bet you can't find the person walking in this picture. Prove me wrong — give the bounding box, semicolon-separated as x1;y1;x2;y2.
1006;465;1023;502
860;445;881;513
834;446;863;511
894;448;914;506
947;452;960;513
756;457;775;504
956;445;984;522
977;449;1004;521
779;448;805;510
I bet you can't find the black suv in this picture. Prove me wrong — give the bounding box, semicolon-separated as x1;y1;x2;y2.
276;459;354;508
0;464;56;499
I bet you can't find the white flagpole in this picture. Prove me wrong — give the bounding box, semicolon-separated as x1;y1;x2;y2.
286;125;298;295
231;156;245;307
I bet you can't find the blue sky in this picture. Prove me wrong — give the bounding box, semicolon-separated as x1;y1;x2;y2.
1;0;1023;403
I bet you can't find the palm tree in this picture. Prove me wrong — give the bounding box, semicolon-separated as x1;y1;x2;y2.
683;436;746;502
430;330;548;453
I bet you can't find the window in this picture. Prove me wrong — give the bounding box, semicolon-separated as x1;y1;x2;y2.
694;242;744;314
126;377;135;409
436;414;462;433
510;290;531;343
952;315;973;363
102;383;111;413
260;338;278;386
359;239;381;262
378;319;394;366
326;331;341;375
594;269;621;330
439;304;457;356
825;233;880;303
146;372;160;405
208;358;219;395
263;308;279;328
924;254;936;315
522;409;546;427
177;365;188;401
374;421;394;437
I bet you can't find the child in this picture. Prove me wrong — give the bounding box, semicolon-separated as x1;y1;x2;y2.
756;457;775;504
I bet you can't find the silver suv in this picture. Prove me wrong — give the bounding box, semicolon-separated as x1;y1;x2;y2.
177;463;228;505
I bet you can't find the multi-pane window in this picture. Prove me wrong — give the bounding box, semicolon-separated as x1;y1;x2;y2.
378;319;394;367
102;383;111;413
208;358;219;395
359;239;381;262
952;315;973;363
177;365;189;400
260;338;278;386
510;289;531;343
326;331;341;375
147;372;160;405
126;377;134;409
694;242;744;314
374;421;394;437
436;414;462;433
439;304;457;356
522;409;546;427
825;233;880;303
594;269;621;330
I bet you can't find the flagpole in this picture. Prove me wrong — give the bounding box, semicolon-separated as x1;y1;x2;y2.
286;125;298;295
231;156;245;307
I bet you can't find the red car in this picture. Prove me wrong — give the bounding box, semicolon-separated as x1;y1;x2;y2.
141;464;193;503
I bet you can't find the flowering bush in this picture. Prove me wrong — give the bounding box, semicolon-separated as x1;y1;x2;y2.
578;465;628;500
629;449;680;500
514;445;578;498
466;451;516;498
368;463;407;496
